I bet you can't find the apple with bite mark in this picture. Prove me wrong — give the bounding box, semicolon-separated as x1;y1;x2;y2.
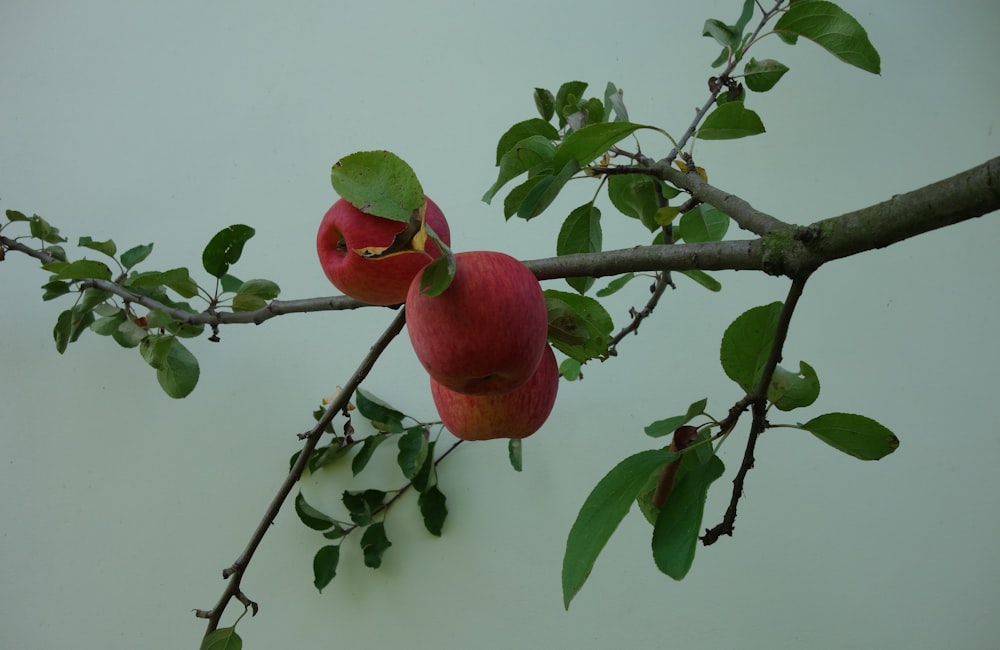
432;344;559;440
316;196;450;306
405;250;548;395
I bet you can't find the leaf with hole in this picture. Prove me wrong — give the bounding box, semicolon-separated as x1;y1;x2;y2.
202;225;255;278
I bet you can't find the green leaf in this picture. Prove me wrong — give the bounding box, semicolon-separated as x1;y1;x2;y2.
720;302;783;392
90;310;126;336
679;269;722;292
29;214;66;244
557;203;602;294
220;274;243;293
607;173;678;232
644;398;708;438
414;229;455;297
552;122;648;172
678;205;730;243
775;1;881;74
199;626;242;650
78;236;117;258
40;280;71;301
697;102;765;140
603;82;629;122
46;259;113;282
544;289;614;363
352;433;390;476
313;545;341;592
596;273;637;297
295;492;337;531
554;80;588;129
768;360;820;411
652;454;725;580
516;160;580;220
534;87;555;121
483;135;557;205
53;309;73;354
418;485;448;536
355;388;406;433
113;318;146;348
508;438;523;472
397;427;429;480
360;522;392;568
502;176;545;220
559;357;582;381
562;448;678;609
342;489;386;526
5;209;30;222
411;439;437;493
202;224;255;279
703;18;741;51
744;57;790;92
158;268;200;298
495;118;560;165
309;442;354;473
120;242;153;269
798;412;899;460
154;337;200;398
330;150;424;222
44;245;68;262
232;278;281;312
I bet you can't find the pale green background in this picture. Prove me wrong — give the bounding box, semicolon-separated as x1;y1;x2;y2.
2;1;999;648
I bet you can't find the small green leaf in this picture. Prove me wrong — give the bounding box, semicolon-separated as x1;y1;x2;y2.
330;150;424;222
744;57;790;92
644;398;708;438
78;236;117;257
696;102;765;140
678;205;730;243
607;174;677;232
113;319;146;348
652;454;725;580
47;259;113;282
703;18;741;51
411;439;437;493
360;522;392;568
503;176;545;220
495;118;560;165
414;230;455;297
41;280;71;301
202;225;255;279
557;203;602;294
508;438;523;472
352;433;390;476
199;626;242;650
5;209;30;222
313;545;341;592
44;245;68;262
232;278;280;311
554;81;588;129
220;274;243;293
603;82;629;122
482;135;556;205
53;309;73;354
720;302;783;392
29;214;66;244
516;160;580;220
120;242;153;269
91;310;126;336
775;1;880;74
559;357;582;381
295;491;337;531
309;442;354;472
798;412;899;460
562;448;678;609
397;427;429;480
679;269;722;292
355;388;406;433
596;273;637;297
534;87;555;121
768;360;821;411
544;290;614;363
552;121;649;172
154;337;200;398
418;485;448;536
342;489;386;526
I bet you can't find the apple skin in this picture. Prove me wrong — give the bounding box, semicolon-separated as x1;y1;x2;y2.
316;196;451;306
405;250;548;395
432;344;558;440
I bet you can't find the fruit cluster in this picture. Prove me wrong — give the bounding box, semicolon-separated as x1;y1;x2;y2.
317;197;558;440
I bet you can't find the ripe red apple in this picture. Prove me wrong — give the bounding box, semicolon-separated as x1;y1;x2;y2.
316;196;451;306
432;344;559;440
406;250;548;395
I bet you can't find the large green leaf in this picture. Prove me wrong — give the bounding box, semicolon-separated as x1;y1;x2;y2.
798;412;899;460
312;545;340;592
397;428;429;480
768;360;820;411
200;626;242;650
330;150;424;222
45;259;113;282
719;302;783;392
544;289;614;362
744;57;790;92
154;337;200;398
483;135;556;204
418;485;448;536
775;1;881;74
494;118;560;165
652;454;725;580
696;102;765;140
356;388;405;433
202;225;255;279
295;491;337;531
562;448;678;608
678;205;730;243
552;121;649;171
607;173;678;232
515;160;580;220
120;242;154;269
557;203;602;294
78;236;117;257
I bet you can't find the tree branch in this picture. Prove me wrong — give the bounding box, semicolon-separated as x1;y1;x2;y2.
195;308;407;635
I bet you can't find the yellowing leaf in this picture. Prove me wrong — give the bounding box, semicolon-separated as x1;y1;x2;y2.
674;160;708;182
353;202;430;259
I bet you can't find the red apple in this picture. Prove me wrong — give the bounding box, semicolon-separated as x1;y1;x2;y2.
406;250;548;395
432;344;559;440
316;196;450;306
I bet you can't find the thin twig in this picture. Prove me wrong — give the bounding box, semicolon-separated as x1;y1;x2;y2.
701;273;809;545
196;308;407;635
